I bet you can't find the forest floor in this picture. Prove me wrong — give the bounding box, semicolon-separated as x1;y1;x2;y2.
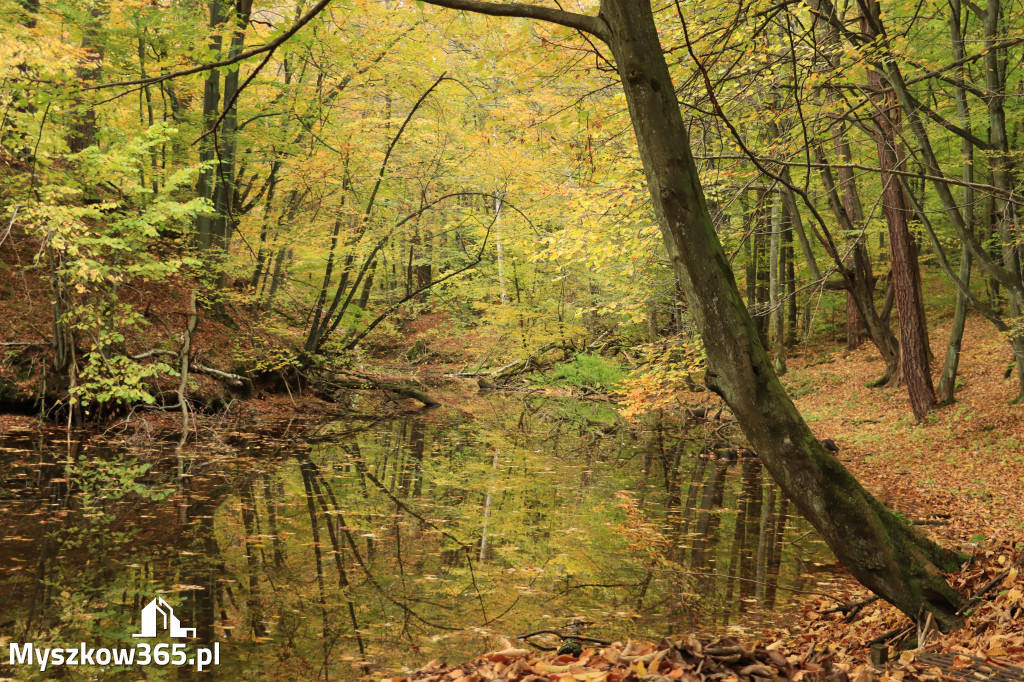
789;314;1024;546
758;312;1024;679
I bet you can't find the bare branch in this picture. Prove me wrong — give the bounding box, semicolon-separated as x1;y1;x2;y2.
419;0;609;41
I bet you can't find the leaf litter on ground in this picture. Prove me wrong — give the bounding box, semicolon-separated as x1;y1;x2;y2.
391;634;850;682
386;542;1022;682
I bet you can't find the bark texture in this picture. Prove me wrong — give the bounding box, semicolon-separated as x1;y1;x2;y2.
861;0;935;420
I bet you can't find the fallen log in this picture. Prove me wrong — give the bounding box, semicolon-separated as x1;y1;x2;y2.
315;374;440;408
130;348;250;389
451;342;565;380
190;361;247;389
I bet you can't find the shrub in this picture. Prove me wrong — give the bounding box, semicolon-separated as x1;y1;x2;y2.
548;353;624;390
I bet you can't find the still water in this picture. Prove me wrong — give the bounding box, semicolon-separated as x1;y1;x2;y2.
0;396;834;679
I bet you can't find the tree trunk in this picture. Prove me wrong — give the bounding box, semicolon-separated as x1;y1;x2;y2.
264;247;287;310
861;0;935;420
833;139;871;351
249;164;280;292
195;0;252;253
66;2;107;153
785;225;797;346
846;296;868;350
850;0;1024;401
938;248;971;404
494;193;508;305
807;0;893;363
983;0;1024;401
208;0;253;252
747;192;770;347
813;146;900;383
770;189;787;374
597;0;964;626
195;0;223;251
937;0;975;406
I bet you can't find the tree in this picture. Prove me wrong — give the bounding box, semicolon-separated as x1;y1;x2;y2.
810;0;1024;404
859;0;936;422
194;0;254;254
935;0;975;406
414;0;966;628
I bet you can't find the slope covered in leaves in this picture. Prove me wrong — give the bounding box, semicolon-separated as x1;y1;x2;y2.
765;542;1024;681
787;313;1024;545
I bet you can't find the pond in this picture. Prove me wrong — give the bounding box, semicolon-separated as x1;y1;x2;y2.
0;395;835;680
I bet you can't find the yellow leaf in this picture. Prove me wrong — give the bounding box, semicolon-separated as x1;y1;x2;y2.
541;663;572;673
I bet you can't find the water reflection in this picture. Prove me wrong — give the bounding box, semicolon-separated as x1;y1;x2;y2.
0;397;833;679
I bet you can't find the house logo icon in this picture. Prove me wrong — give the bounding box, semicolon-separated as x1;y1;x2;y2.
133;597;197;638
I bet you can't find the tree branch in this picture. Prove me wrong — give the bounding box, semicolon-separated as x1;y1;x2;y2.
419;0;609;41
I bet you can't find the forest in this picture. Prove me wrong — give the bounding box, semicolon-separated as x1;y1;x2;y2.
0;0;1023;678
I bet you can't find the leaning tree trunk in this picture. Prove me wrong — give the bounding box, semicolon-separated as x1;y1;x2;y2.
418;0;966;630
597;0;964;628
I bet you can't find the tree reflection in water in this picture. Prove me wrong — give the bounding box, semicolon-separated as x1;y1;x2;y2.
0;396;834;680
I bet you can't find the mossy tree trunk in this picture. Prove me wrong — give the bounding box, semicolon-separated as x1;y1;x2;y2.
419;0;967;629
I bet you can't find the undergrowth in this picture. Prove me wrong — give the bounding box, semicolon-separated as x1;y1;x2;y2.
546;353;624;391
